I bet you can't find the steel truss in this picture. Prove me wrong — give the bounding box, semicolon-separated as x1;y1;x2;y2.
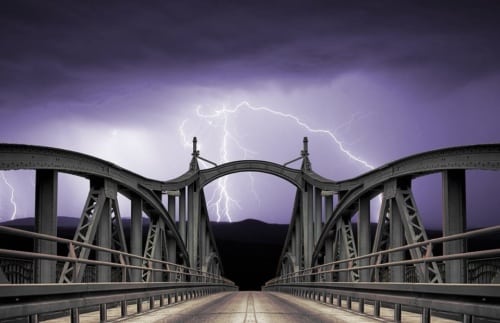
372;183;443;283
372;198;391;282
394;185;443;283
332;217;359;282
142;217;172;282
59;184;129;283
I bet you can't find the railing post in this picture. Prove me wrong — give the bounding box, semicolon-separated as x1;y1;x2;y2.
137;298;143;313
121;300;127;317
29;314;38;323
422;307;431;323
99;303;107;322
394;304;402;322
374;301;381;317
70;308;80;323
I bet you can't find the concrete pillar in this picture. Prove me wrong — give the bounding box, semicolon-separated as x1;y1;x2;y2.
97;198;111;282
442;170;467;283
389;199;404;282
358;195;371;282
130;195;143;282
179;187;186;244
34;170;58;283
314;187;322;247
188;183;200;269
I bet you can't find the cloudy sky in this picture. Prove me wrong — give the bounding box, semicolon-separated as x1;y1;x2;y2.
1;0;500;228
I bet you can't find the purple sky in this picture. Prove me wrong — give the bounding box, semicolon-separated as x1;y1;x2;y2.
1;1;500;228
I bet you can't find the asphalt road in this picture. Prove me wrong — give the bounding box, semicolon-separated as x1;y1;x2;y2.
43;291;464;323
119;291;381;323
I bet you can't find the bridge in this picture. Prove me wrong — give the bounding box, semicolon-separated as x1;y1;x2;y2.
0;138;499;322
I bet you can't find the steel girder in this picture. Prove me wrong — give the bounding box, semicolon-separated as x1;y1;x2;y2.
59;184;129;283
59;188;106;283
371;198;391;282
371;184;443;283
142;217;169;282
109;198;130;281
394;185;443;283
332;217;360;282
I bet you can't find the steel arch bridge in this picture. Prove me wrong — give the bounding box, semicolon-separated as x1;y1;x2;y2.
1;138;500;322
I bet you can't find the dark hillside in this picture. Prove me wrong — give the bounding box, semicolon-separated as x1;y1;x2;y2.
210;219;288;290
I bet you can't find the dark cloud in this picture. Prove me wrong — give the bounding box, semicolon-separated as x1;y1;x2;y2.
1;0;500;110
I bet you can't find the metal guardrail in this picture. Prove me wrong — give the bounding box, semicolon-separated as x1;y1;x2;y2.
0;282;236;322
0;225;233;284
264;225;500;322
268;225;500;284
0;225;237;322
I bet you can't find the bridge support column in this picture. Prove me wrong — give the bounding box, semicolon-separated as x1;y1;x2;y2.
442;170;467;283
302;183;314;269
291;230;296;259
188;182;200;269
358;195;371;282
314;187;322;248
324;195;334;280
153;218;165;282
130;195;143;282
200;213;207;275
167;195;177;266
35;169;58;283
337;222;348;282
96;180;114;283
389;199;405;282
324;195;333;262
295;215;303;270
179;187;187;245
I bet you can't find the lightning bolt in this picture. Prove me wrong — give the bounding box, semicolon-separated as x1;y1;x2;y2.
0;171;17;220
180;109;259;222
197;102;374;169
180;101;375;223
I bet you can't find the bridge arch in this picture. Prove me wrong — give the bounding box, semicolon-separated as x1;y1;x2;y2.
198;160;304;189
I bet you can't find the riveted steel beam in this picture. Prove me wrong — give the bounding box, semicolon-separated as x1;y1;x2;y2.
394;183;443;283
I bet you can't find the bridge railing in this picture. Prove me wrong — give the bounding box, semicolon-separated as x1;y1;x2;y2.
268;225;500;285
264;225;500;322
0;225;234;285
0;225;236;322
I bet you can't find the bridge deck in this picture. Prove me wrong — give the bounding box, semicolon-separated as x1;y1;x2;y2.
43;291;459;323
